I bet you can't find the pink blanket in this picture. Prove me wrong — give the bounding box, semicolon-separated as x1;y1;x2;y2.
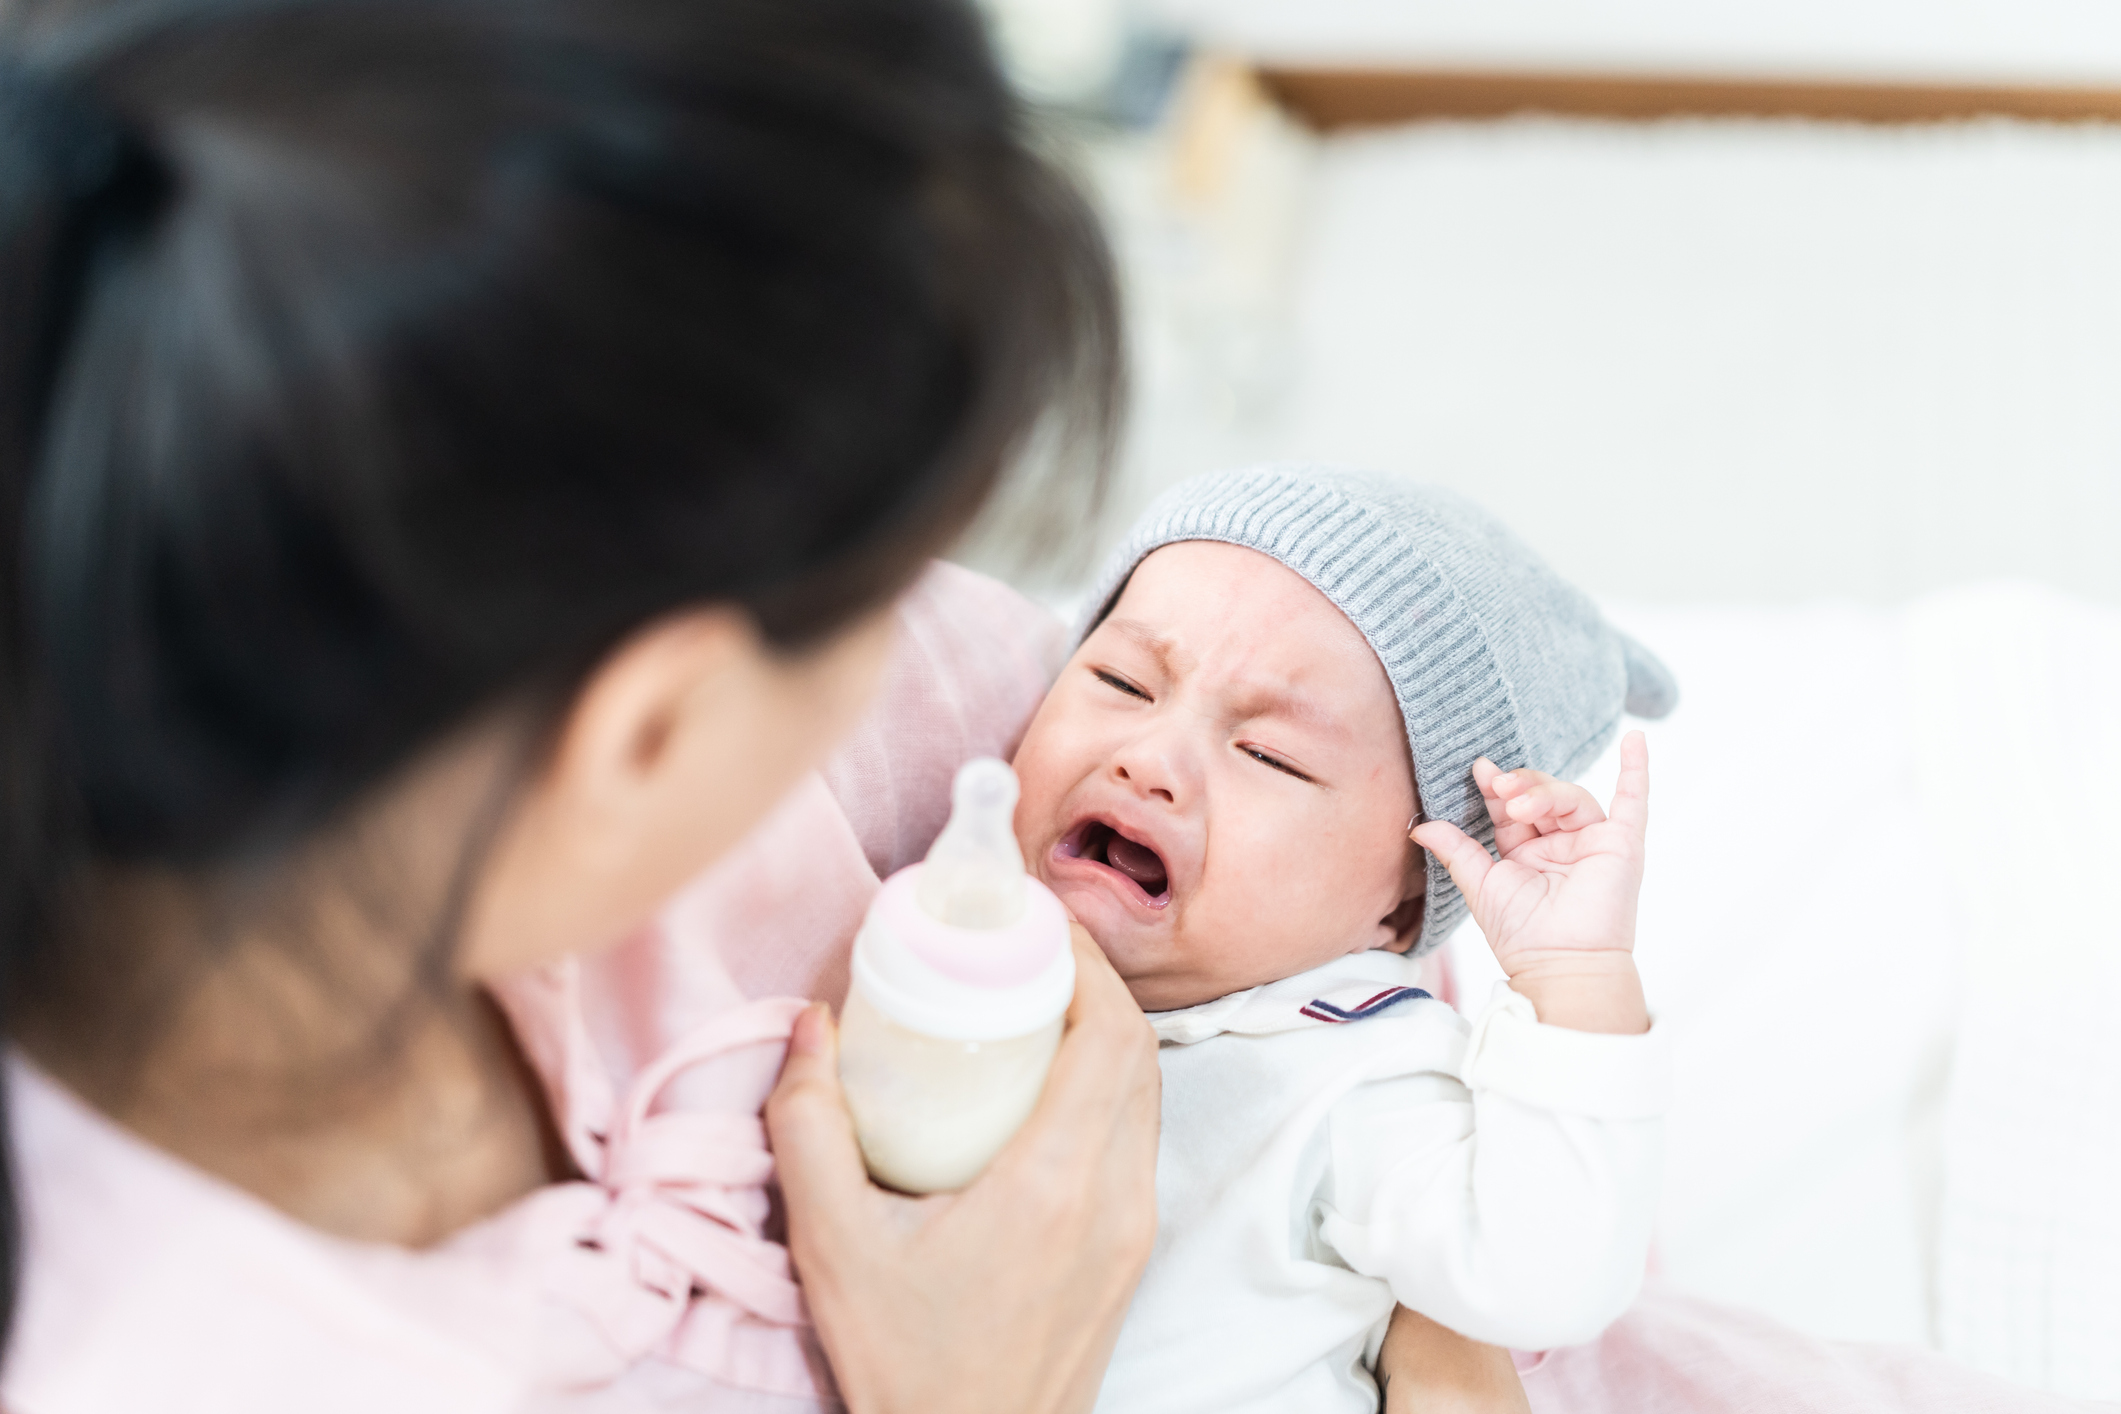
1523;1282;2110;1412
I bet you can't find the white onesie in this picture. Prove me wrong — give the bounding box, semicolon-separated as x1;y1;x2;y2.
1095;949;1670;1414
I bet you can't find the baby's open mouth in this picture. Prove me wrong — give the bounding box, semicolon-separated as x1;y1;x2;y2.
1059;820;1171;905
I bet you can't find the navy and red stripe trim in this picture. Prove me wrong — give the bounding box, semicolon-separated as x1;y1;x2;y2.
1298;986;1430;1024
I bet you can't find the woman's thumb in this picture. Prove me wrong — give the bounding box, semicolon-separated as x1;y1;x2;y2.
765;1003;868;1221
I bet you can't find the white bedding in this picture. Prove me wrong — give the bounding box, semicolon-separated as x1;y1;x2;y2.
1441;587;2121;1398
1910;587;2121;1400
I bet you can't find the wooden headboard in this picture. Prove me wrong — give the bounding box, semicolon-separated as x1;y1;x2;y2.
1253;66;2121;129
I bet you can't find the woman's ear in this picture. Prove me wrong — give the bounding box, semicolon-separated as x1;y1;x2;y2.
552;608;740;788
461;604;896;979
550;607;765;831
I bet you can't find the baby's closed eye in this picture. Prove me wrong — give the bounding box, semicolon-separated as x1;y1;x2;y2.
1238;745;1313;782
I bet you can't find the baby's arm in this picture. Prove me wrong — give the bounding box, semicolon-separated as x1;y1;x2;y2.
1329;737;1667;1347
1324;1013;1664;1349
1412;731;1652;1034
1376;1307;1531;1414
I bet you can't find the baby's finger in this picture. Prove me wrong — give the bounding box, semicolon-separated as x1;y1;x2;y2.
1412;819;1495;903
1494;770;1606;833
1606;731;1651;839
1472;757;1542;853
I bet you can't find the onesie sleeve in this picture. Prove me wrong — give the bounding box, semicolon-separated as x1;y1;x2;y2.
1319;983;1670;1351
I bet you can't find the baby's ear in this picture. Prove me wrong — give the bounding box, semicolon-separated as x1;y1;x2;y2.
1377;895;1424;954
1377;844;1428;953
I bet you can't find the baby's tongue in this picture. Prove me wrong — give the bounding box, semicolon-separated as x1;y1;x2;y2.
1105;834;1167;892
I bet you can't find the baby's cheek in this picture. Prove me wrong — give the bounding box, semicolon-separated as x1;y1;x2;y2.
1193;829;1330;971
1279;825;1400;950
1009;730;1072;852
1169;876;1274;998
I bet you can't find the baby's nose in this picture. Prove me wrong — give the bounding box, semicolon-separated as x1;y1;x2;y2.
1114;762;1175;804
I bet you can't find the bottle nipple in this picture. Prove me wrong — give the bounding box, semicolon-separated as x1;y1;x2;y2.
916;758;1028;928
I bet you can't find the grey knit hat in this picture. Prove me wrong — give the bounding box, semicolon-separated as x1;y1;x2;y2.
1080;464;1677;957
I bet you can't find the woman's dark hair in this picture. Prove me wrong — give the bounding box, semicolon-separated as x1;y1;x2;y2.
0;0;1120;1346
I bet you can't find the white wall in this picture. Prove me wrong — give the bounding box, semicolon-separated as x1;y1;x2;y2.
1094;114;2121;607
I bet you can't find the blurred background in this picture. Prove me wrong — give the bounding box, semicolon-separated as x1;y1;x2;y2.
959;0;2121;613
957;0;2121;1402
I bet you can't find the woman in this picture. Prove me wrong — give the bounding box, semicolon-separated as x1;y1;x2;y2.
0;0;1159;1408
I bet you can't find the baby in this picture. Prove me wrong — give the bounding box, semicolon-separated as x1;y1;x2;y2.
1008;465;1678;1413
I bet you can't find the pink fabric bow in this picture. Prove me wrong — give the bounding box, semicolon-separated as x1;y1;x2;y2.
530;995;829;1402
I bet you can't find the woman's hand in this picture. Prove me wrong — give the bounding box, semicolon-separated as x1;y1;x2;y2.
766;926;1161;1414
1412;731;1651;1033
1378;1306;1533;1414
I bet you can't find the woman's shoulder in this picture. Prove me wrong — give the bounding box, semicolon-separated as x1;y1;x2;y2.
1;1057;519;1413
4;1055;838;1414
823;561;1068;879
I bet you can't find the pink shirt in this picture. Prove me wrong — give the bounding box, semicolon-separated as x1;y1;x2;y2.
2;562;1067;1414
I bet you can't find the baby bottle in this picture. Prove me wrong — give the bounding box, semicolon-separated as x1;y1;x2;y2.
838;757;1075;1194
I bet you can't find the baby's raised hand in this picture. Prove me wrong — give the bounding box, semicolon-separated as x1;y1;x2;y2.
1411;731;1651;1034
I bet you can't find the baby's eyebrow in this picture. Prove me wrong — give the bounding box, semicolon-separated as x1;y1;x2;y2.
1100;618;1350;742
1104;617;1195;674
1230;685;1351;741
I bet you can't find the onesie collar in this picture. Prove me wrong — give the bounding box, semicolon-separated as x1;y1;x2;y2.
1146;951;1436;1046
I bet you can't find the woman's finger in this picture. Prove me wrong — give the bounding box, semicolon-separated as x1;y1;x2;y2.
764;1002;873;1244
992;929;1158;1181
1378;1306;1532;1414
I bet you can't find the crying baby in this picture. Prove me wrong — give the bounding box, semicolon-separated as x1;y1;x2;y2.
1008;465;1678;1414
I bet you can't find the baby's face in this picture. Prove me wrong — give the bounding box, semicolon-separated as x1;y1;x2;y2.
1013;542;1423;1012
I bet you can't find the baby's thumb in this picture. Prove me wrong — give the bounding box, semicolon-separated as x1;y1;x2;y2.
1411;820;1493;902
